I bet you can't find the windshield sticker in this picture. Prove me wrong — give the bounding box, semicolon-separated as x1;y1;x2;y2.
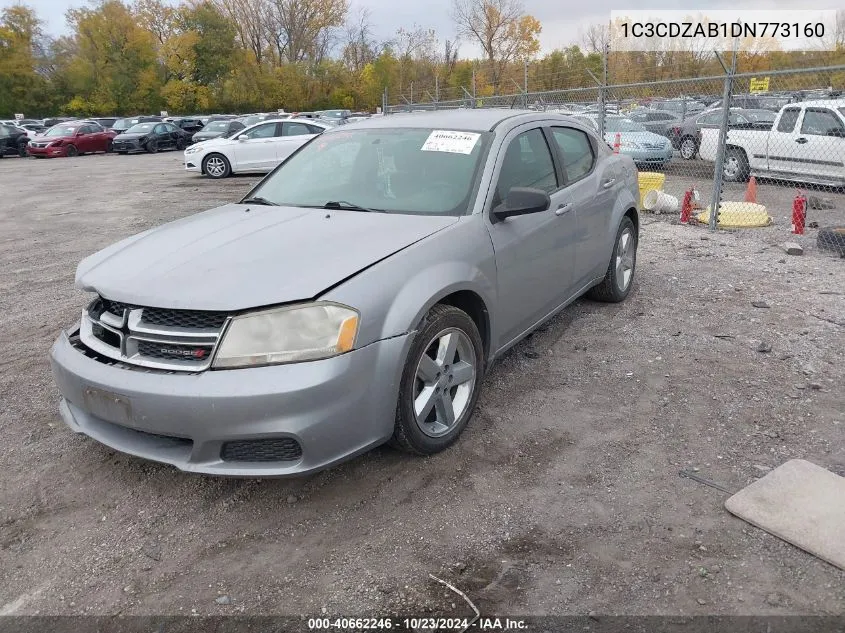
421;130;480;154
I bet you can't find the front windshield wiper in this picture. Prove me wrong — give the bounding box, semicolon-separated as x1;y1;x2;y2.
323;200;387;213
241;196;279;206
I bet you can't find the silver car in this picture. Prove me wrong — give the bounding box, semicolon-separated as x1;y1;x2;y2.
49;110;641;477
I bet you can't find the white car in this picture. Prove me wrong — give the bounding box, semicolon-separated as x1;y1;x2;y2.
184;118;331;179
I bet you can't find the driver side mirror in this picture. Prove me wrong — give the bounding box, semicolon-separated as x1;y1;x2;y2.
492;187;551;221
237;134;248;141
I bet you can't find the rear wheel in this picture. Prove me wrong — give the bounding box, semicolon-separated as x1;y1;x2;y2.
391;304;484;455
203;153;231;179
588;216;638;303
65;144;79;158
722;147;749;182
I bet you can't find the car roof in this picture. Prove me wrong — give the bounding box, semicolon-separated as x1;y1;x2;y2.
348;109;557;132
797;98;845;108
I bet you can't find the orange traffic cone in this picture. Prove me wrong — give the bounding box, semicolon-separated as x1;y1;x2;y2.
744;176;757;203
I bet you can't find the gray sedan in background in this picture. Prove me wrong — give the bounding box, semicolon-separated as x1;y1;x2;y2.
49;109;640;477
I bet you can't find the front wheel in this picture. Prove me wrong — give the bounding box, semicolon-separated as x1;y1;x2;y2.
679;136;698;160
587;216;638;303
202;153;231;179
146;140;158;153
18;142;28;157
106;139;113;153
65;144;79;157
176;137;186;151
391;304;484;455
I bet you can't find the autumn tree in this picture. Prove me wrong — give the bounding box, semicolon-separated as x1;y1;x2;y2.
62;0;162;114
451;0;540;89
0;5;53;117
342;7;379;73
266;0;348;65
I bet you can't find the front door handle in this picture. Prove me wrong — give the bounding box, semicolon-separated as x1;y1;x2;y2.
555;203;573;216
602;178;616;189
795;137;808;144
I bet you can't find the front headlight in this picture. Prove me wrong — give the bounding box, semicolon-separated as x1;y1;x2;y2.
184;146;200;154
212;302;359;369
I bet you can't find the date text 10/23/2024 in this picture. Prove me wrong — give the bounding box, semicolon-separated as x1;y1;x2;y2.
307;617;528;630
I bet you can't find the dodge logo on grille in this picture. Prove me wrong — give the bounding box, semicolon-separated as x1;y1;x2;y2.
159;347;207;358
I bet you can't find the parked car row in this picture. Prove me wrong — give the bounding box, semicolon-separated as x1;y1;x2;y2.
0;110;375;161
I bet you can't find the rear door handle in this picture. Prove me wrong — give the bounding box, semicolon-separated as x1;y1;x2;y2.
602;178;616;189
555;203;573;216
796;137;808;144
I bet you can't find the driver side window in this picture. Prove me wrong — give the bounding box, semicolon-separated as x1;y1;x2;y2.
243;123;278;139
495;129;558;204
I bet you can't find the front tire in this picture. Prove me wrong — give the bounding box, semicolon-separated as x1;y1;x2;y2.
391;304;484;455
679;136;698;160
65;144;79;158
18;142;28;157
202;153;231;179
176;137;186;151
146;140;158;153
588;216;638;303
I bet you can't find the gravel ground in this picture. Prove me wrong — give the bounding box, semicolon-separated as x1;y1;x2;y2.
0;151;843;618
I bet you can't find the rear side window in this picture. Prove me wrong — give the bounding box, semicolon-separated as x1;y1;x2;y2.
777;108;801;133
800;108;843;136
551;127;595;184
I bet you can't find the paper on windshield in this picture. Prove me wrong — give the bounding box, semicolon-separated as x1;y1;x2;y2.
421;130;480;154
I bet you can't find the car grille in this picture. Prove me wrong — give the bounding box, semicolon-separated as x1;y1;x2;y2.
80;295;230;372
220;438;303;463
31;142;50;148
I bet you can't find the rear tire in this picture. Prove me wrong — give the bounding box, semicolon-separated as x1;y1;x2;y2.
202;153;231;179
587;216;638;303
722;147;749;182
390;304;484;455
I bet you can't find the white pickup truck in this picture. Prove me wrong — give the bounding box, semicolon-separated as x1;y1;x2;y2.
699;99;845;186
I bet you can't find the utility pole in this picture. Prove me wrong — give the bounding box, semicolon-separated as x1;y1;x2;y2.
523;59;529;107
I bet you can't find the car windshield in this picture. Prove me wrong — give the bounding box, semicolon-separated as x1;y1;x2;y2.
604;118;646;133
203;121;230;132
45;126;79;137
126;123;155;134
743;110;776;122
113;119;139;130
249;127;490;216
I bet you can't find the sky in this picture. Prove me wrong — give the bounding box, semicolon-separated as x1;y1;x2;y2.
2;0;839;57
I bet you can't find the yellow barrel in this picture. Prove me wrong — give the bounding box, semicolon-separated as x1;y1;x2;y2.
638;172;666;208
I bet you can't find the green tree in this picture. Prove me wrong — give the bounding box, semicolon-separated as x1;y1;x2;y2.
0;5;52;117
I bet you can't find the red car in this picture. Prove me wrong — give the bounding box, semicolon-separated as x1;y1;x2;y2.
27;121;117;158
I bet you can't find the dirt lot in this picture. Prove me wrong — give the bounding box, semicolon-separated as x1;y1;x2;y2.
0;151;843;619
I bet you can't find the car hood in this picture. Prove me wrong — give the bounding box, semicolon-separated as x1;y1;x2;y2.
193;132;223;140
76;204;459;311
115;133;148;141
606;131;670;144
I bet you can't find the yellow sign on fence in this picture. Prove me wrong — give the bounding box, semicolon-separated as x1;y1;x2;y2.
749;77;770;93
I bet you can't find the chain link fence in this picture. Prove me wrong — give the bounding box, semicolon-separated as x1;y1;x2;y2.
384;63;845;257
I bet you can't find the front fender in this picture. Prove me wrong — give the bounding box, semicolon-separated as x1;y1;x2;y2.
320;216;497;352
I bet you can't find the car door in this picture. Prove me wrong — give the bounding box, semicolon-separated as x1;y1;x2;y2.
788;107;845;180
73;125;92;152
484;125;577;347
275;121;320;163
549;125;619;286
231;122;279;170
151;124;169;148
764;106;802;174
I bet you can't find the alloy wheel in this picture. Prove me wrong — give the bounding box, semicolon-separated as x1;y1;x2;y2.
615;227;635;293
205;156;226;177
413;328;476;438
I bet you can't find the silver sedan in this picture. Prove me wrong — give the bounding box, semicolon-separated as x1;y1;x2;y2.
49;109;641;476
